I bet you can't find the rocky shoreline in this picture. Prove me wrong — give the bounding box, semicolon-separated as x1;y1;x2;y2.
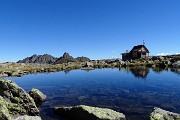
0;80;45;120
0;54;180;78
0;79;180;120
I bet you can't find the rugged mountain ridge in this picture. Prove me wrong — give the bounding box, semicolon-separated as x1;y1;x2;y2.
54;52;76;64
17;52;90;64
17;54;57;64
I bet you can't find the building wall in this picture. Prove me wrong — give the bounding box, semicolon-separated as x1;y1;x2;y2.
122;46;149;61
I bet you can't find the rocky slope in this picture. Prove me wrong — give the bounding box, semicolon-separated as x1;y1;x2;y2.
75;56;91;62
17;52;91;64
54;52;76;64
17;54;57;64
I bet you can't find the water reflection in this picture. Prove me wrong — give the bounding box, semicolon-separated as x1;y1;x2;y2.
64;70;71;74
151;67;166;73
63;67;180;76
124;67;180;77
120;67;150;79
171;68;180;75
129;67;150;79
8;68;180;120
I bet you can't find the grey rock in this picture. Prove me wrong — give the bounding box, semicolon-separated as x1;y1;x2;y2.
150;107;180;120
11;71;24;77
84;62;94;67
173;61;180;68
0;73;8;78
29;88;46;107
14;115;42;120
0;80;39;116
54;105;126;120
3;71;12;77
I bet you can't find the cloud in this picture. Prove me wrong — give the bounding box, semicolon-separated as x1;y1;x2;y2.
157;52;180;56
157;53;170;56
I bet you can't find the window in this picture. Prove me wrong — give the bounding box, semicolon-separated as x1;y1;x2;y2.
142;52;146;55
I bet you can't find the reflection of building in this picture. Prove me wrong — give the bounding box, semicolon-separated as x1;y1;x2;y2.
130;67;150;79
122;45;150;61
171;68;180;75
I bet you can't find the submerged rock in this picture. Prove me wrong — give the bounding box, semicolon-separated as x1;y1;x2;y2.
29;88;46;107
0;80;41;120
54;105;126;120
150;107;180;120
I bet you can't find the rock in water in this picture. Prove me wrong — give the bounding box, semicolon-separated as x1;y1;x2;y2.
0;80;40;118
54;105;126;120
150;107;180;120
29;88;46;107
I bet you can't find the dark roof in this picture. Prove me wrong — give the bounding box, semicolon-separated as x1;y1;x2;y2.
130;45;150;53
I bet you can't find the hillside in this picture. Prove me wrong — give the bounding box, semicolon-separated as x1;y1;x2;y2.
17;52;91;64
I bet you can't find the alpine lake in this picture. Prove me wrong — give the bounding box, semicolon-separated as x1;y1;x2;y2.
7;67;180;120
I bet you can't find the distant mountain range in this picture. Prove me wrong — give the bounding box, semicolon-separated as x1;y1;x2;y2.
17;52;90;64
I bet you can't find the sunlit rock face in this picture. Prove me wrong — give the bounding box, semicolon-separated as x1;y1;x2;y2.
54;105;126;120
150;107;180;120
29;88;46;107
0;80;42;120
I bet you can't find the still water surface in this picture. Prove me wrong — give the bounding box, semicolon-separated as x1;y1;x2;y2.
8;68;180;120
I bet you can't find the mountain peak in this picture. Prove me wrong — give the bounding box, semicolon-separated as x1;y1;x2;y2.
17;52;91;64
62;52;70;58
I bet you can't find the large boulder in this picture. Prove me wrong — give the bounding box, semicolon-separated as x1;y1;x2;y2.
150;107;180;120
54;105;126;120
0;80;39;117
11;70;24;77
29;88;46;107
0;73;8;78
0;96;41;120
173;61;180;68
84;62;94;67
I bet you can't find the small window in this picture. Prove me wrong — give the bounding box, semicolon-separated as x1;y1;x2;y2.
142;53;146;55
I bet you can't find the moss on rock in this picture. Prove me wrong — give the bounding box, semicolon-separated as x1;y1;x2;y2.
29;88;46;107
150;107;180;120
54;105;126;120
0;80;40;119
0;96;12;120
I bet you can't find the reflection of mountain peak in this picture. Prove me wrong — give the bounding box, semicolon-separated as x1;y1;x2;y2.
130;67;150;79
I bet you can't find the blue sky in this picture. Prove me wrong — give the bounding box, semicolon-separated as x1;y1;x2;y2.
0;0;180;62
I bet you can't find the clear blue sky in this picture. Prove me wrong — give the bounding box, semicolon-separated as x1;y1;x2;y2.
0;0;180;62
